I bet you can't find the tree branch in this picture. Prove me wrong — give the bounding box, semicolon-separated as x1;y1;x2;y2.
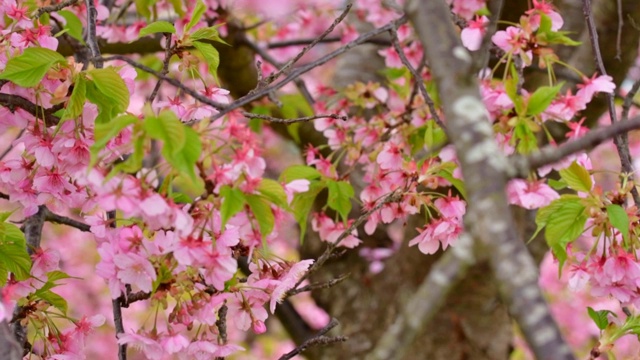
277;318;347;360
510;114;640;177
0;94;61;127
241;111;347;124
33;0;79;19
405;0;575;359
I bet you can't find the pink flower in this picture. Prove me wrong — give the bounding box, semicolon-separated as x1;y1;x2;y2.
284;179;310;204
409;217;462;255
312;213;361;248
507;179;559;209
118;332;165;359
184;341;244;360
268;259;314;313
461;16;488;51
31;248;60;278
576;74;615;104
434;193;466;220
160;332;189;354
492;26;532;62
199;244;237;291
449;0;486;19
527;0;564;31
113;253;156;293
376;142;403;170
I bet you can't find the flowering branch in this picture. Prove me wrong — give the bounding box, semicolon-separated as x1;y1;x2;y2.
0;94;61;126
43;208;91;233
33;0;79;19
510;114;640;177
263;3;352;86
97;55;227;110
406;0;575;359
285;273;349;297
241;111;347;124
582;0;639;205
277;318;347;360
211;15;409;121
389;25;444;128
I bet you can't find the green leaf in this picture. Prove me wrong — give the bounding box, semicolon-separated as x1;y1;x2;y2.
87;68;130;118
291;181;326;242
144;111;186;155
34;289;68;314
327;180;354;223
513;118;538;154
139;21;176;38
0;47;65;87
559;161;592;192
246;194;275;241
438;163;467;199
114;132;145;174
424;120;446;149
257;179;288;208
170;192;193;204
58;10;84;43
587;307;613;330
189;26;227;44
0;221;31;282
163;126;201;181
192;41;220;83
152;263;172;292
184;0;206;32
90;114;138;165
62;75;87;121
527;83;563;116
280;165;322;183
133;0;154;19
544;197;588;273
607;204;629;241
547;178;567;190
220;186;246;228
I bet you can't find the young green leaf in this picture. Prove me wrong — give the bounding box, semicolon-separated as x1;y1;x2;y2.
189;26;228;44
246;194;275;240
587;307;613;331
58;10;85;43
280;165;322;182
606;204;629;241
191;41;220;83
291;180;326;242
62;75;87;121
144;111;186;155
34;289;68;315
559;161;592;193
0;221;31;284
0;48;66;87
184;0;206;32
527;83;563;116
138;21;177;38
220;186;246;228
163;126;201;181
87;68;130;117
327;180;354;223
257;179;289;208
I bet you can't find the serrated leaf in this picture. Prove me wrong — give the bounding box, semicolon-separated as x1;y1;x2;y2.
547;178;567;190
438;163;467;199
90;114;138;166
527;83;563;116
220;186;246;228
34;289;68;314
62;75;87;121
163;126;201;181
58;10;84;43
184;0;205;32
424;120;446;149
0;221;31;281
87;68;130;117
587;307;612;330
246;194;274;241
114;133;145;174
545;197;588;274
0;48;65;87
138;21;176;38
144;111;186;155
327;180;354;223
280;165;321;182
291;181;325;242
257;179;288;208
170;192;193;204
189;26;227;44
607;204;629;241
559;161;592;192
85;80;115;124
191;41;220;83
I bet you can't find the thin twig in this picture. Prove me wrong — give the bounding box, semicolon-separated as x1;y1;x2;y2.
267;36;392;49
510;114;640;177
148;35;173;103
616;0;623;61
33;0;79;18
241;111;347;124
85;0;102;68
264;4;352;85
97;55;227;111
582;0;640;206
294;189;404;289
107;210;127;360
43;208;91;232
389;26;444;128
622;78;640;123
286;273;349;297
210;16;409;121
0;94;61;126
278;318;346;360
0;129;24;161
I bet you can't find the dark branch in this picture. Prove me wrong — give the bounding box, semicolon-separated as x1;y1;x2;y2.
33;0;79;19
241;111;347;124
278;318;347;360
0;94;61;127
